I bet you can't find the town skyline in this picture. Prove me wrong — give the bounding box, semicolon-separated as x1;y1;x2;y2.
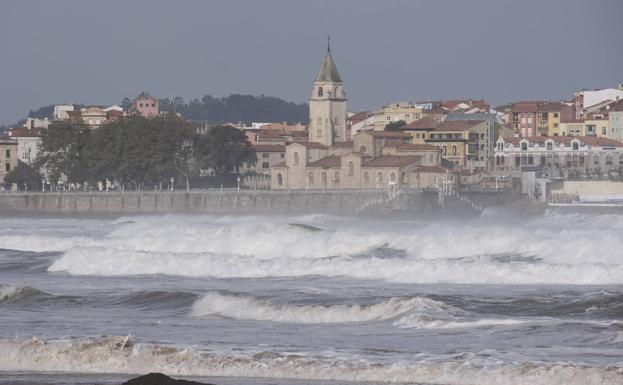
1;0;622;125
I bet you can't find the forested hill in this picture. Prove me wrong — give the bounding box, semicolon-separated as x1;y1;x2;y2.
159;94;309;124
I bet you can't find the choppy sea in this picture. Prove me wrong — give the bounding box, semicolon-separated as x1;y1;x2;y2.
0;208;622;384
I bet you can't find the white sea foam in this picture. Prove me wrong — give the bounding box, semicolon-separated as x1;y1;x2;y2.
0;337;621;385
191;292;445;323
0;212;616;284
0;284;18;301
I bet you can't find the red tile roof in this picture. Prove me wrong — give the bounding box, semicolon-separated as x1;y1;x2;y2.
8;128;43;137
307;155;341;168
402;116;439;130
252;144;285;152
364;155;422;168
512;101;540;113
413;165;450;173
433;120;484;132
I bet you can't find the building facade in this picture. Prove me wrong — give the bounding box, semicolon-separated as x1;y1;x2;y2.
132;91;159;118
0;138;18;188
495;136;623;179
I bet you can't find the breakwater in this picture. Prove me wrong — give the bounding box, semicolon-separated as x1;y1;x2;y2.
0;189;513;216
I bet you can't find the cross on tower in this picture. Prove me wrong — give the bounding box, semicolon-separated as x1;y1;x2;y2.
327;35;331;52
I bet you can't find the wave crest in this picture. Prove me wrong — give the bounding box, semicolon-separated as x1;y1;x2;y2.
191;293;446;323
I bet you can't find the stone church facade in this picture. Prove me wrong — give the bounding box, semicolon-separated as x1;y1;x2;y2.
271;44;449;190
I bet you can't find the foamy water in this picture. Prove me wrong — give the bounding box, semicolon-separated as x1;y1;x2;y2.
1;211;622;384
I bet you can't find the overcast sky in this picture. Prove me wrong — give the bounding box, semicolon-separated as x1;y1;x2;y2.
1;0;622;124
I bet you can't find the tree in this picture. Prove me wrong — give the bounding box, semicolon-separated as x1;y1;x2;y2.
4;161;42;191
121;97;132;111
195;125;256;178
385;120;406;131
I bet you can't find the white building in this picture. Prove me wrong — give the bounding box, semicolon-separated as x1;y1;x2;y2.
53;104;75;121
575;86;623;119
495;136;623;179
8;128;42;165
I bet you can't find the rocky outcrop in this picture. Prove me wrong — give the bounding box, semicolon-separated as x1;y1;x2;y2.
122;373;213;385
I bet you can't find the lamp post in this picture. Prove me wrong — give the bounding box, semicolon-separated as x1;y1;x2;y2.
237;176;241;191
42;178;45;193
170;177;174;192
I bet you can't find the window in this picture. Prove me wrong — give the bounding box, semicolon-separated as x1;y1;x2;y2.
152;103;156;107
401;172;407;184
528;155;534;165
262;153;269;158
333;172;340;182
452;145;457;156
308;172;314;184
606;154;613;165
334;118;340;125
480;144;484;150
603;127;607;135
360;145;367;153
386;116;391;121
280;153;285;158
277;174;283;186
363;171;369;184
262;162;269;168
293;152;299;166
390;172;396;183
515;156;520;167
348;161;354;176
318;87;323;97
547;142;553;151
443;146;447;156
521;142;528;151
572;142;579;150
5;149;9;158
5;163;9;172
554;113;559;118
377;171;383;184
321;171;327;184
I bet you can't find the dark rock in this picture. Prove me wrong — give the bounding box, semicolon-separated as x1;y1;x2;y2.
122;373;214;385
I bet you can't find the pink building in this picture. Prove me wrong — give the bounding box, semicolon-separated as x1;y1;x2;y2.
132;91;159;118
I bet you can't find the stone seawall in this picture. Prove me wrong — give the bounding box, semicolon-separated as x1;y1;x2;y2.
0;190;515;217
0;190;443;216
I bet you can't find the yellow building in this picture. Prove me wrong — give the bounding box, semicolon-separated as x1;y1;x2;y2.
585;111;611;138
425;120;489;170
534;102;574;136
0;138;18;189
373;102;424;130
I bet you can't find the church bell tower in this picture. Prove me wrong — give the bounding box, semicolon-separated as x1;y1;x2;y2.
308;37;347;146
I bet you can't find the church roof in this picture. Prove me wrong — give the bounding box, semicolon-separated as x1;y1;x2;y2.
315;52;342;83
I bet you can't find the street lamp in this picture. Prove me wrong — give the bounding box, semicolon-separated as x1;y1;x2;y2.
42;178;45;193
170;177;174;191
237;176;241;191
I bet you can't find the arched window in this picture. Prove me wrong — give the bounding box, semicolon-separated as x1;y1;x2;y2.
390;172;396;183
317;117;323;126
293;152;299;166
443;146;447;156
348;161;354;176
401;172;407;184
547;142;553;151
415;174;421;188
360;145;367;153
277;174;283;186
377;171;383;184
321;171;327;184
334;171;340;182
308;172;314;184
363;171;369;184
318;87;323;97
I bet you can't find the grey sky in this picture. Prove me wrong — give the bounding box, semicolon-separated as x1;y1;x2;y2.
1;0;621;124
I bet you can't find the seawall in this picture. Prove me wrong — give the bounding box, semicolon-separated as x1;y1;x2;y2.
0;190;515;217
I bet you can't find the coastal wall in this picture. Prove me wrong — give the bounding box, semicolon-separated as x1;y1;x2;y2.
549;180;623;201
0;190;514;216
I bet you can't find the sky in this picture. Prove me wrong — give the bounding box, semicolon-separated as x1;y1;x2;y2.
1;0;622;125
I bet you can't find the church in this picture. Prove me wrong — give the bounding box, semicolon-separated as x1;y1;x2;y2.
270;42;452;191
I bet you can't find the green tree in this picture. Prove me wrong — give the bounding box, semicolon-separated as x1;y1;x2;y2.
385;120;406;131
195;125;256;178
3;161;42;191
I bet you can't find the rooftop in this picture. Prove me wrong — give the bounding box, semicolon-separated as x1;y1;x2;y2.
364;155;422;168
308;155;341;168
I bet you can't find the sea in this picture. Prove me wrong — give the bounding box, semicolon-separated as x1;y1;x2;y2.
0;208;622;385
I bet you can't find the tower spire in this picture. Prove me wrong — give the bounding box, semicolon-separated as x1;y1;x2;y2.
327;35;331;52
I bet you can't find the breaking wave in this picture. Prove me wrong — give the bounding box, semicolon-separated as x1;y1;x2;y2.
0;211;617;285
1;337;621;385
191;292;446;323
0;284;46;304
